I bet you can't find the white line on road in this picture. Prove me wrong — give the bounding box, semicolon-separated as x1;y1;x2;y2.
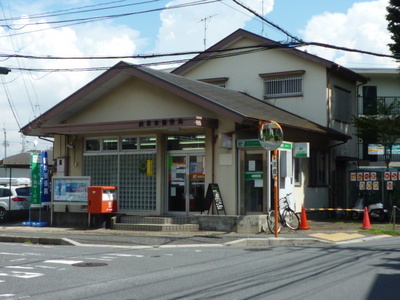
44;259;83;265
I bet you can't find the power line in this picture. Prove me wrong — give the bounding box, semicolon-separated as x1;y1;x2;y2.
0;0;221;32
0;40;397;73
0;0;160;22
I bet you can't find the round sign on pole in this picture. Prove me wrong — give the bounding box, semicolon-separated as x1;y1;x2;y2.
258;120;283;151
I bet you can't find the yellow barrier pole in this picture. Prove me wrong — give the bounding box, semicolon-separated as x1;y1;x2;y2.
272;150;279;238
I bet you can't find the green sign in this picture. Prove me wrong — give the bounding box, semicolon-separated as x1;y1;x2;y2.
237;139;292;150
245;172;263;180
30;153;41;205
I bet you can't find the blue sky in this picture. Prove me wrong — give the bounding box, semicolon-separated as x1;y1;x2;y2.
0;0;395;157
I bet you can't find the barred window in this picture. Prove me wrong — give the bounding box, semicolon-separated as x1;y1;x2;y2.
260;70;304;98
264;75;303;98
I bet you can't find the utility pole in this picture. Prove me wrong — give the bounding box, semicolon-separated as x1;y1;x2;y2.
3;126;8;158
199;14;216;50
0;67;10;158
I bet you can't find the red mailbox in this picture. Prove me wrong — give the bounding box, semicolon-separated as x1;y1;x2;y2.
88;186;118;214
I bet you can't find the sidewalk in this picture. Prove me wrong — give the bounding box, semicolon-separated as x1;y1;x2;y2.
0;219;394;248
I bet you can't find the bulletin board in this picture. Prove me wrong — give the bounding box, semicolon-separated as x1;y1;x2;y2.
52;176;90;204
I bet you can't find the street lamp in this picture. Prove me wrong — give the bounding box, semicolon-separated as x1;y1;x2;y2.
0;67;10;75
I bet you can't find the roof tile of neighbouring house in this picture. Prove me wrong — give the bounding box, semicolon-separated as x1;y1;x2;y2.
1;150;53;167
20;61;350;141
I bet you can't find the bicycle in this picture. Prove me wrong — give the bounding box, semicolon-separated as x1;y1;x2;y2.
267;193;300;234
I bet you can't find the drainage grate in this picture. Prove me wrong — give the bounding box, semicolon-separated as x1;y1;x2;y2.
244;248;272;252
72;262;108;267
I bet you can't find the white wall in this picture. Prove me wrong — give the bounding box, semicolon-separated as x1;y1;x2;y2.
179;37;329;127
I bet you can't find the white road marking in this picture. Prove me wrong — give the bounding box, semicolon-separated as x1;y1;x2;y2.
11;271;44;279
110;254;144;257
44;259;83;265
10;258;26;262
0;271;44;279
35;265;58;269
5;266;34;269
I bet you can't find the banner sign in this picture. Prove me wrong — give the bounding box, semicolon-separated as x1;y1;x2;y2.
368;144;400;155
41;151;51;203
30;153;41;205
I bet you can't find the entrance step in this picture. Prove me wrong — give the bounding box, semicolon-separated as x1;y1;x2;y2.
112;216;200;232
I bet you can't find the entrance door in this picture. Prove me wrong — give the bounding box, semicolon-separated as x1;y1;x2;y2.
167;154;205;214
244;151;266;213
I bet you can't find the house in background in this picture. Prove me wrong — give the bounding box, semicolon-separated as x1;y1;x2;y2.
0;150;53;179
352;68;400;166
348;68;400;208
19;29;367;228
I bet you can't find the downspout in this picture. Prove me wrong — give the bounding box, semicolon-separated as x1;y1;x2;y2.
212;128;216;183
355;80;369;168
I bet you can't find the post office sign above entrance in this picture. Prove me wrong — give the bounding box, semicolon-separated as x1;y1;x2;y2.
258;120;283;151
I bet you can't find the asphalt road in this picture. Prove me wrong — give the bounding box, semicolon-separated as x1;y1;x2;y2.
1;237;400;299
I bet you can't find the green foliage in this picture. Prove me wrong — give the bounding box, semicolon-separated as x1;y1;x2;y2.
387;0;400;59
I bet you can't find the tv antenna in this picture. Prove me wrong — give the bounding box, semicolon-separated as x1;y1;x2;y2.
198;14;216;50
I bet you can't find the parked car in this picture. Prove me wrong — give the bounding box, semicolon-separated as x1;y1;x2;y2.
0;185;31;221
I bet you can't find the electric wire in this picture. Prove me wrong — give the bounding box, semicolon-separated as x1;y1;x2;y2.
0;0;221;31
1;75;21;129
0;1;40;122
0;0;160;22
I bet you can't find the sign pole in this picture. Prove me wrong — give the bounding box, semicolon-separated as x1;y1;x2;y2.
258;120;283;238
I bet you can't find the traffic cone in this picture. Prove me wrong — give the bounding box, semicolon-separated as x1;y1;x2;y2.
299;206;311;230
362;206;372;229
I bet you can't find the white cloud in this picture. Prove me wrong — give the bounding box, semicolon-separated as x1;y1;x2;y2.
0;14;142;158
153;0;274;53
300;0;396;68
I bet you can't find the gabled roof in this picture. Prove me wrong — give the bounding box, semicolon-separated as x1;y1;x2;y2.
1;150;53;167
21;61;350;141
172;29;367;84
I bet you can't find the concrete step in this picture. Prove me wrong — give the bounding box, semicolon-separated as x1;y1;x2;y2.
119;216;197;225
112;216;200;232
113;223;199;232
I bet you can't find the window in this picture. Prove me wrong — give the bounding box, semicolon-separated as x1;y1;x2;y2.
121;137;137;150
139;137;156;150
333;86;352;123
85;136;156;152
167;134;205;151
85;139;100;151
103;138;118;151
309;149;328;187
294;158;302;186
261;71;304;98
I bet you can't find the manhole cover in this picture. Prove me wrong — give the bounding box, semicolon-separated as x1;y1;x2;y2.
72;262;108;267
244;248;272;252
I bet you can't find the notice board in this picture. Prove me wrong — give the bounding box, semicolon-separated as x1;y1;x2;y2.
204;183;226;215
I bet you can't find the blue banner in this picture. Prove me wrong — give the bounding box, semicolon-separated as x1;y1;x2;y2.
41;151;50;203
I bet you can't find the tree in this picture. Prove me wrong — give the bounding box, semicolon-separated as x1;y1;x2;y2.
353;99;400;168
387;0;400;60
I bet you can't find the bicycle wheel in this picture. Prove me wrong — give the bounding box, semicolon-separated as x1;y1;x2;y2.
267;210;282;234
283;209;300;230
